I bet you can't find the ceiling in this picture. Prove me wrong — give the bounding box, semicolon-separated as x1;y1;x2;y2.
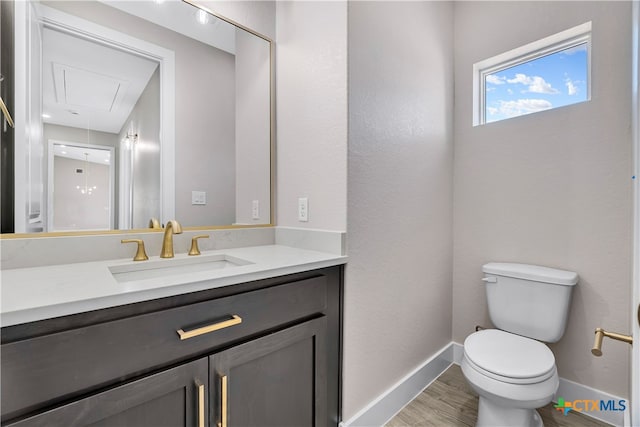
42;26;159;134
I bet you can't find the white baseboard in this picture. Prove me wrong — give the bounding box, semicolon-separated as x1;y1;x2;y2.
452;341;464;364
555;377;625;426
340;342;454;427
342;341;625;427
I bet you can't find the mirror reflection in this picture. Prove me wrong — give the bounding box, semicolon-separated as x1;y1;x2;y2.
49;142;115;231
7;0;272;234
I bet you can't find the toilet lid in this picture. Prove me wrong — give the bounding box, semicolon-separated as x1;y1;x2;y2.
464;329;555;380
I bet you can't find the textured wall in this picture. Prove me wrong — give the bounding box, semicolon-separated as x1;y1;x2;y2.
345;1;454;420
452;1;633;398
275;1;348;231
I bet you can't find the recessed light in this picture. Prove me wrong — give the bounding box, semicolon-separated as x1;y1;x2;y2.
42;113;51;119
61;151;67;155
67;109;79;115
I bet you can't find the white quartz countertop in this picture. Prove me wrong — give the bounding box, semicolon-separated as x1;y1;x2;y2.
1;245;347;327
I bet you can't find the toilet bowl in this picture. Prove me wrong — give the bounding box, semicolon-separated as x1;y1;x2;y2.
461;263;578;426
462;329;559;427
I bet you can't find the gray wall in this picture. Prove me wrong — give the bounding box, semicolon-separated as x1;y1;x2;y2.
452;1;632;398
119;68;161;229
173;42;235;227
275;1;348;231
235;28;271;225
345;1;454;420
44;125;119;152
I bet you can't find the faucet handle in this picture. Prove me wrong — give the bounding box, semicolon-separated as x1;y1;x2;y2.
121;239;149;261
148;217;161;229
189;235;210;256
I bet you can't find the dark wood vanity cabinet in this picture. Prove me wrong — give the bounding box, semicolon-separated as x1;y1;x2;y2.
0;266;343;427
5;359;209;427
210;317;327;426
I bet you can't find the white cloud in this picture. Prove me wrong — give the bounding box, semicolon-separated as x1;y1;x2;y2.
486;75;506;85
507;73;530;85
507;88;514;95
487;107;499;115
497;99;553;117
506;73;559;94
565;78;578;95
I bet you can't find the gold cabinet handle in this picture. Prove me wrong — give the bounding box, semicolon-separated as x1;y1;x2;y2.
189;235;210;256
217;375;228;427
196;380;205;427
177;315;242;340
121;239;149;261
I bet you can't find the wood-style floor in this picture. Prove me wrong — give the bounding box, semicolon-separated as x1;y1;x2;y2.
386;365;611;427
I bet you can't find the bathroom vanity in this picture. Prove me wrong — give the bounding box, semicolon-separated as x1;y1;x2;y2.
0;246;344;427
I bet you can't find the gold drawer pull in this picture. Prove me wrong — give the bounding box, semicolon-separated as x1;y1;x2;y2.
218;375;228;427
177;315;242;340
196;380;205;427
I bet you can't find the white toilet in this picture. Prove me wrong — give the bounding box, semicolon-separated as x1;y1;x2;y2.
461;262;578;427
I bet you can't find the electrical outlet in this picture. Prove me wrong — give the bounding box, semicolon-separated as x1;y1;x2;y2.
191;191;206;205
252;200;260;220
298;197;309;222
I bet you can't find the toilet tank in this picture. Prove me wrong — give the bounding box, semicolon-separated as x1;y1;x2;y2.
483;263;578;343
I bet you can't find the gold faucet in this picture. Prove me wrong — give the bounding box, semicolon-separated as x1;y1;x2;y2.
160;220;183;258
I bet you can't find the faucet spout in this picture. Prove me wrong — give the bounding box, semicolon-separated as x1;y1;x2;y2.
160;220;183;258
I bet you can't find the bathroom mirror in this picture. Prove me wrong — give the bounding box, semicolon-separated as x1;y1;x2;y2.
3;0;273;235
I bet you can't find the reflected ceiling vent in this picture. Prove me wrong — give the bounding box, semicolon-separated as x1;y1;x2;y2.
52;62;128;112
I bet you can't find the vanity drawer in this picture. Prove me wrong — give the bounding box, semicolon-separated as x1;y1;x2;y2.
1;275;327;421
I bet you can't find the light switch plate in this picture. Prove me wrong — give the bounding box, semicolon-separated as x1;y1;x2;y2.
192;191;206;205
298;197;308;222
252;200;260;219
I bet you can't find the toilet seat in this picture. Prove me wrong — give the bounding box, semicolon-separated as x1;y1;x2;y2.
463;329;556;385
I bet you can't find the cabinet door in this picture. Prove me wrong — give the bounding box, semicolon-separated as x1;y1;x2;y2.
6;358;208;427
210;317;327;427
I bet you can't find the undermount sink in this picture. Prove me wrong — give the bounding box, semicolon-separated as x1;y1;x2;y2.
109;254;253;283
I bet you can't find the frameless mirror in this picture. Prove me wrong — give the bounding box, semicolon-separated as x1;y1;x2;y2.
6;0;272;234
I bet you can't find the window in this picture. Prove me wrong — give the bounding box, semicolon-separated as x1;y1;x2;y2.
473;22;591;126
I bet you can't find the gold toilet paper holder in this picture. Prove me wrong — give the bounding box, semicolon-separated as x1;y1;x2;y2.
591;327;632;356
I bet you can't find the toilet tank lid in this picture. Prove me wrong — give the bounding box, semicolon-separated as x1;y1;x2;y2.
483;263;578;286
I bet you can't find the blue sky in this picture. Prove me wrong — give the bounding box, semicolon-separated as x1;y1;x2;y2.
485;43;588;123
